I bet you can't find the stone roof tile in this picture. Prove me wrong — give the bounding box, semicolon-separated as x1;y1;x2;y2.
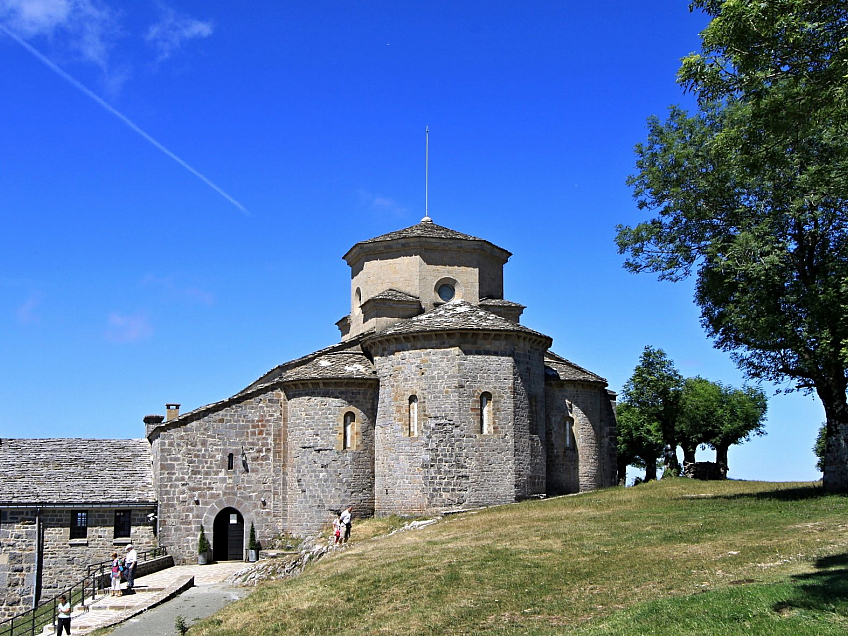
369;300;549;340
368;289;420;303
345;221;511;260
362;221;485;244
0;438;155;505
479;297;526;308
544;352;607;384
280;351;377;382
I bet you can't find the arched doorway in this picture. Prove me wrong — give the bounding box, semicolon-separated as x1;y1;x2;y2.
213;507;244;561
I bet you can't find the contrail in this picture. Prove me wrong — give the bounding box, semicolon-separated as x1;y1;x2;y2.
0;23;248;215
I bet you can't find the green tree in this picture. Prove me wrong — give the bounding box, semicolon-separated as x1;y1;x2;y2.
617;1;848;490
619;346;684;477
814;422;827;473
616;402;663;484
678;377;768;477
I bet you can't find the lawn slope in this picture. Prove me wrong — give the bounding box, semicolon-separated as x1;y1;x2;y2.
192;480;848;635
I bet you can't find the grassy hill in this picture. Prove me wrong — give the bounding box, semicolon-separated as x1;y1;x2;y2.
192;480;848;635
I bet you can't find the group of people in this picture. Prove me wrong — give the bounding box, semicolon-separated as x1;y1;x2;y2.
110;544;138;596
332;505;353;545
54;545;138;634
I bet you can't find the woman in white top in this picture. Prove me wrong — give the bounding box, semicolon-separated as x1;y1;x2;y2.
56;594;71;635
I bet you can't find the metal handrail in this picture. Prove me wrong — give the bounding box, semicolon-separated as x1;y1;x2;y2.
0;546;168;636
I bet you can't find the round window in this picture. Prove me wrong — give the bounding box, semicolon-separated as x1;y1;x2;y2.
437;284;455;302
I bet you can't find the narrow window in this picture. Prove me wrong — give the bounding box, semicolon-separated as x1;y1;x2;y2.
227;453;234;470
565;417;575;450
114;510;131;538
343;412;355;450
70;510;88;539
408;395;419;437
480;392;493;435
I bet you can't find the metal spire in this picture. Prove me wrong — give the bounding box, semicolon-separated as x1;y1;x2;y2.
422;126;432;223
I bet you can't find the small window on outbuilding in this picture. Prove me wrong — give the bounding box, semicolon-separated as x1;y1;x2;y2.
480;392;493;435
408;395;419;437
114;510;131;538
70;510;88;539
227;453;234;471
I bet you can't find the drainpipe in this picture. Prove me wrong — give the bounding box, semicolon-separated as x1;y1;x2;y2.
33;508;43;608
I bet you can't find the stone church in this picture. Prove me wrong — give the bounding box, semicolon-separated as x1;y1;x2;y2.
0;218;617;618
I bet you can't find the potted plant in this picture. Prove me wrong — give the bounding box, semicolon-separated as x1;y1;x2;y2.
247;522;259;562
198;524;210;565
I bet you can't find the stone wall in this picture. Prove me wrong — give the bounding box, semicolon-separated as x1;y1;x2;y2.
0;510;37;620
151;389;283;564
284;382;378;536
370;332;548;515
0;507;156;621
544;381;618;493
39;508;156;597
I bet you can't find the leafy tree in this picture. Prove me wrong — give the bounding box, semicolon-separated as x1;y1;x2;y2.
814;422;827;473
616;402;663;484
617;1;848;490
619;346;684;477
676;377;721;467
679;377;767;477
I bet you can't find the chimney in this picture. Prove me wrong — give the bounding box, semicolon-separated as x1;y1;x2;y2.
165;404;181;421
143;414;165;437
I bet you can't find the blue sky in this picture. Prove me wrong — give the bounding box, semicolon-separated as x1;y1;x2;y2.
0;0;824;481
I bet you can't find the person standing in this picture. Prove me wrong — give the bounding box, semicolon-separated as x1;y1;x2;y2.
56;595;71;635
332;513;341;545
110;551;123;596
124;544;138;590
340;505;352;543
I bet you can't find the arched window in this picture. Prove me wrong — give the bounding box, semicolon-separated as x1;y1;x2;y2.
227;453;234;470
564;417;575;450
343;412;355;450
480;392;493;434
408;395;419;437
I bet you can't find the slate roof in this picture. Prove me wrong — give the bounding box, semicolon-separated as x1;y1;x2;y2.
544;351;607;384
368;300;549;341
479;297;526;308
277;350;376;383
361;221;486;244
367;289;420;303
0;438;156;506
344;220;511;260
151;342;377;433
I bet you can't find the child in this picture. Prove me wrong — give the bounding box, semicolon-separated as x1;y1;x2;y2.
332;514;341;545
110;551;123;596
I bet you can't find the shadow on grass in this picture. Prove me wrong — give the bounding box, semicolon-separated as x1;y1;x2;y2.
773;552;848;615
710;484;829;502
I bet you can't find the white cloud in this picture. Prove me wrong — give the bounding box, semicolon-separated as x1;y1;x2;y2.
142;274;215;306
356;190;407;217
105;311;152;343
146;5;212;62
16;293;41;324
0;0;120;68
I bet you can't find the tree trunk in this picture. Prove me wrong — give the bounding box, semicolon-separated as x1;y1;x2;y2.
644;456;658;482
662;444;680;478
681;444;697;468
617;455;629;486
715;443;729;479
818;379;848;492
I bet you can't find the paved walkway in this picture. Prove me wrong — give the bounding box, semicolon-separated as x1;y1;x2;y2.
56;562;248;635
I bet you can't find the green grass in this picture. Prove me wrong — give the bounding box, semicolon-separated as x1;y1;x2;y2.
190;479;848;635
